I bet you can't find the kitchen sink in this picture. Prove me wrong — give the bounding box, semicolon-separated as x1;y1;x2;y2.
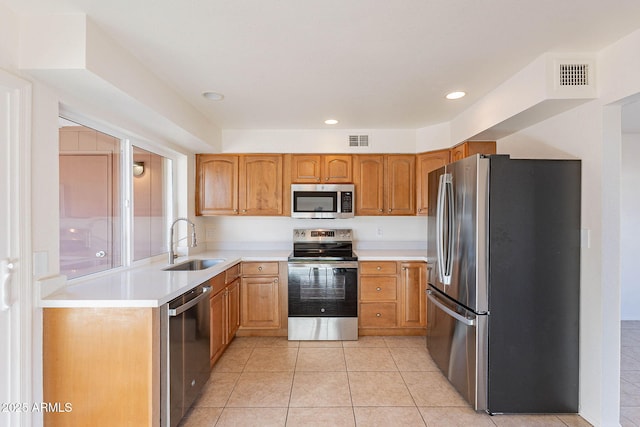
163;258;225;271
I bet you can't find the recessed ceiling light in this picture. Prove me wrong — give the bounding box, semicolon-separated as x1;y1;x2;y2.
446;91;466;100
324;119;339;125
202;91;224;101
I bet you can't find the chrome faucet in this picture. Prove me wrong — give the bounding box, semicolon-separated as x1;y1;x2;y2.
168;217;197;264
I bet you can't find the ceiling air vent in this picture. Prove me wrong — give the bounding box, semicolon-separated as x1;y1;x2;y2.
559;63;589;86
349;135;369;147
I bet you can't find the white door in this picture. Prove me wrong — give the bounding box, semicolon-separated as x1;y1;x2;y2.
0;72;32;426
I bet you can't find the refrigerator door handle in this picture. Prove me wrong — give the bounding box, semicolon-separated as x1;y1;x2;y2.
436;173;453;285
435;175;444;283
427;289;475;326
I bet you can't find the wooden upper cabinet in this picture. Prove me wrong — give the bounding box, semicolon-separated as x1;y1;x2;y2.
354;155;385;215
416;149;450;216
450;141;496;163
291;154;352;183
354;155;415;216
196;154;284;216
239;155;284;215
323;155;352;182
196;155;239;215
385;155;415;215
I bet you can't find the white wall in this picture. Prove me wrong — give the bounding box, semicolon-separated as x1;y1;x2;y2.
621;133;640;320
221;129;417;153
498;100;608;424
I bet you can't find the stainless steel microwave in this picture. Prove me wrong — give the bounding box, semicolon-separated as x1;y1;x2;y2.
291;184;355;219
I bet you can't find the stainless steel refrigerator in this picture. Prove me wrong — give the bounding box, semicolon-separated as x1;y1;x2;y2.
426;154;580;414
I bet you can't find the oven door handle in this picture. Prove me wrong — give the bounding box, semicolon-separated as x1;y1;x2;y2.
168;286;212;317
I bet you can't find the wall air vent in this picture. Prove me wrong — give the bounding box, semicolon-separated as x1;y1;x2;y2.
559;63;589;86
349;135;369;147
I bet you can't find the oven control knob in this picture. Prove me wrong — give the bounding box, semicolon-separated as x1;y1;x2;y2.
321;308;325;313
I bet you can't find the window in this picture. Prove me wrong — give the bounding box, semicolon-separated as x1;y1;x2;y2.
59;118;173;279
132;146;170;261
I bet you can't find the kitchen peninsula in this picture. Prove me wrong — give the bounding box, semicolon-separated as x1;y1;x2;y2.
40;247;427;426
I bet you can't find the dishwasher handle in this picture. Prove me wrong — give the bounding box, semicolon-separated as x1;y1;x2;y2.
168;286;212;317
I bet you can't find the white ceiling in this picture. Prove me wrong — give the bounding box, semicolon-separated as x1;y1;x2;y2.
5;0;640;130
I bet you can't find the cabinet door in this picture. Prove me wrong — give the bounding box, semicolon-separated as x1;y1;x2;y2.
240;276;280;328
291;155;321;183
226;279;240;341
354;155;385;215
323;155;352;183
398;262;427;328
465;141;496;158
210;289;226;364
450;141;496;163
196;155;239;215
385;155;415;215
416;150;450;216
239;155;284;215
450;144;466;163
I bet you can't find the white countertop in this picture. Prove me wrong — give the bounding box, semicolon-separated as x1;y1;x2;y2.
356;249;428;261
40;248;429;309
40;250;289;309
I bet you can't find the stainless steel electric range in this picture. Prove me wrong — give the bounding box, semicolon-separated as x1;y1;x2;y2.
287;228;358;340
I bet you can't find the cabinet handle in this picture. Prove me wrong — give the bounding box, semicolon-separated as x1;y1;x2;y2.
325;177;329;181
376;287;382;291
316;177;320;181
242;209;247;213
388;209;392;213
418;208;422;213
378;209;383;212
376;313;382;317
402;267;407;271
258;266;263;271
376;266;381;271
274;278;279;283
233;209;238;213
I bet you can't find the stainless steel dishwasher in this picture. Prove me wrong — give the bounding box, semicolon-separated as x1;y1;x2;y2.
161;283;211;427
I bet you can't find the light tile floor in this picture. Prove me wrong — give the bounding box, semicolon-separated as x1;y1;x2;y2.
622;321;640;426
179;336;592;427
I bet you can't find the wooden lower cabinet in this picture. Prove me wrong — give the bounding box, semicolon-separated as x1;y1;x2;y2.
359;260;427;336
210;263;242;366
43;307;159;426
226;280;240;341
241;275;280;328
210;288;226;364
238;261;288;336
399;262;427;328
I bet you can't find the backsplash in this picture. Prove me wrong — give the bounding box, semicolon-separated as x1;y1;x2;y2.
202;216;427;251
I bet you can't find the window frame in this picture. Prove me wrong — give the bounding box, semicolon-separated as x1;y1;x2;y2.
59;109;181;280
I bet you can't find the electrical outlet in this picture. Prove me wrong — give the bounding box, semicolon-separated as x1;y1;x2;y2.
377;227;383;237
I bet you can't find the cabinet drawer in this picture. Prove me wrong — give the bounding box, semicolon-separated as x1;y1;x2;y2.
360;302;397;328
360;261;397;275
242;261;279;276
225;263;242;283
208;272;227;295
360;277;397;301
